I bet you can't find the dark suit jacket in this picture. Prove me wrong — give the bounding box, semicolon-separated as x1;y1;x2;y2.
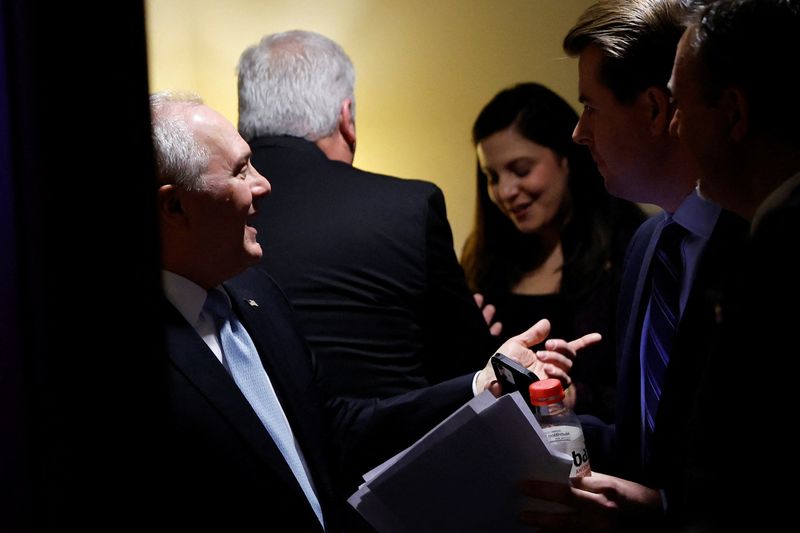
582;208;748;515
684;180;800;530
163;268;343;532
249;136;497;487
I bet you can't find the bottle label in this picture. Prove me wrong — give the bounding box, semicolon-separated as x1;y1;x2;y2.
542;425;591;478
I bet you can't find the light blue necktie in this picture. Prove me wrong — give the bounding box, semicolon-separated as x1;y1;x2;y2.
204;289;324;528
642;221;687;460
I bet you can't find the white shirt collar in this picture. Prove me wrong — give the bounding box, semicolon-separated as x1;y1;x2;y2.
162;270;214;327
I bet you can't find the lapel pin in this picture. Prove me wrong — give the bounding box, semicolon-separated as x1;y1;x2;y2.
246;299;259;308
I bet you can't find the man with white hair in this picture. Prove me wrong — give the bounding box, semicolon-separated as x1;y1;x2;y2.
154;86;588;530
237;30;543;490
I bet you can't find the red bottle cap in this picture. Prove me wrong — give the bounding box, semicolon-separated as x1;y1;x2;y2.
529;378;564;406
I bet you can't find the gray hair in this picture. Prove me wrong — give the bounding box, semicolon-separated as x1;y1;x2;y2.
237;30;355;143
150;90;209;191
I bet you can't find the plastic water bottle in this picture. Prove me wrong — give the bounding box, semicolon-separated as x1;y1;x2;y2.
529;378;591;478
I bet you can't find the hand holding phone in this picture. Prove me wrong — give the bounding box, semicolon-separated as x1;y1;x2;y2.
490;352;538;397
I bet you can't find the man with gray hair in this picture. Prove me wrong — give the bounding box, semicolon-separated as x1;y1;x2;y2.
237;30;516;492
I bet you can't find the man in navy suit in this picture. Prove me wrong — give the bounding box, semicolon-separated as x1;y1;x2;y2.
518;2;748;531
152;90;587;531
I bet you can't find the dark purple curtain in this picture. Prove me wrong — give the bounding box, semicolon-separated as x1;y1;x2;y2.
0;2;166;531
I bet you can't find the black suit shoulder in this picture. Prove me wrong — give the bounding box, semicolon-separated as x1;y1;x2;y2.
250;135;494;392
248;136;495;495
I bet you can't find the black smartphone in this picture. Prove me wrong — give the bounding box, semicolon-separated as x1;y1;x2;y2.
491;352;538;398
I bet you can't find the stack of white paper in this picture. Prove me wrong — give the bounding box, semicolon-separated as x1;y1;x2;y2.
348;391;573;532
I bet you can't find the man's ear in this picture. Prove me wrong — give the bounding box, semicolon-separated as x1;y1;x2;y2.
643;86;672;135
339;98;356;154
157;183;184;221
720;86;749;142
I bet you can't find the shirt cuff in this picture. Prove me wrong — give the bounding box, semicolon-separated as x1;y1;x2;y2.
471;371;481;396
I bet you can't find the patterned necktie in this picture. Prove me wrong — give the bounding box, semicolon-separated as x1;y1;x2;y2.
643;221;687;456
204;289;324;528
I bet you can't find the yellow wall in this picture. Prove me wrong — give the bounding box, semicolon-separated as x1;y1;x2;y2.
145;0;596;255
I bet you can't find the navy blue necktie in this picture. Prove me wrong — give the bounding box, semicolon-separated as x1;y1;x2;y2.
204;289;324;528
643;221;687;455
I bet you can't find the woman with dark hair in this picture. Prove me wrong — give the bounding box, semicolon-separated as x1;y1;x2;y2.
461;82;647;421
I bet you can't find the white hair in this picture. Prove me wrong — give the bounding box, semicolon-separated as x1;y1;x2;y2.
237;30;355;142
149;90;209;191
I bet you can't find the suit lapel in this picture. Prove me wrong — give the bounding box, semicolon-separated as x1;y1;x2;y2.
620;221;661;375
615;218;663;474
223;283;307;427
223;280;335;509
222;282;333;510
663;210;748;387
162;300;303;496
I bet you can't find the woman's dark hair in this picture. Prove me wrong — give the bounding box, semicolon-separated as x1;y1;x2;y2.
461;82;645;300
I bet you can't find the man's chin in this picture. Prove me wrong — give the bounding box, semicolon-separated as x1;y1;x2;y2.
246;243;263;264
